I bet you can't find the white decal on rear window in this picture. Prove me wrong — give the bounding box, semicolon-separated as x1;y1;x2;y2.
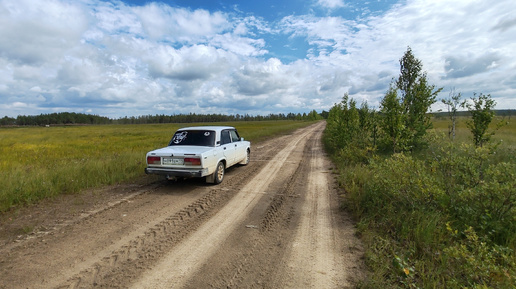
172;131;188;144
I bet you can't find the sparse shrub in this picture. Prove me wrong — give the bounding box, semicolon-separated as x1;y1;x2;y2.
462;93;503;147
441;88;462;141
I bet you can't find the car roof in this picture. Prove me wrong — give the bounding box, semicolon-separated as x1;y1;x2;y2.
177;126;235;132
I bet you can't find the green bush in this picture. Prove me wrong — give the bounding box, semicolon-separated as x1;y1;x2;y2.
431;142;516;247
337;143;516;288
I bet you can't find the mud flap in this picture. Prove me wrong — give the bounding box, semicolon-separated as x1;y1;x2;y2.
205;173;215;184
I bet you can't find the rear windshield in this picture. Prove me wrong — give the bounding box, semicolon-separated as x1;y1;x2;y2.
168;130;215;147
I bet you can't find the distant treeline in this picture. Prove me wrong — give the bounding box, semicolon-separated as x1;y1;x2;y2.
2;112;111;126
1;110;326;126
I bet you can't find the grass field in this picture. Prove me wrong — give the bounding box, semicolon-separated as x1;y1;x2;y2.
0;120;315;212
432;115;516;144
430;115;516;163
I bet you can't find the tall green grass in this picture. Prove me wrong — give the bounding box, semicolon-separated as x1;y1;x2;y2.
0;121;315;212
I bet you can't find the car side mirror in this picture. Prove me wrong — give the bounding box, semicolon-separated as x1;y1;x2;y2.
240;137;244;141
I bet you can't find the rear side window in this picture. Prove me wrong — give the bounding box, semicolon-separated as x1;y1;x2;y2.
230;130;240;142
169;130;215;146
221;130;232;145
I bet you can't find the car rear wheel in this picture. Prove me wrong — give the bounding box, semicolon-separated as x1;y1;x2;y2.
214;162;225;184
240;149;250;165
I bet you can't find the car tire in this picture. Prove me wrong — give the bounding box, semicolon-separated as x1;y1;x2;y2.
214;162;225;184
240;149;250;165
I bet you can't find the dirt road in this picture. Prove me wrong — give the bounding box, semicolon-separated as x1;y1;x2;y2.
0;122;365;288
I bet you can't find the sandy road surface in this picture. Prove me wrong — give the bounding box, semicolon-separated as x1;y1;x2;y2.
0;122;365;288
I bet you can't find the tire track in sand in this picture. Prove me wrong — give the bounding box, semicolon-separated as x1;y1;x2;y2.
275;126;352;288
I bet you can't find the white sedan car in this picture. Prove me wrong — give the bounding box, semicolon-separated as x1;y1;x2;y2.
145;126;250;184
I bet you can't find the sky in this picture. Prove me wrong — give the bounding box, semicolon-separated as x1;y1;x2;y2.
1;0;515;118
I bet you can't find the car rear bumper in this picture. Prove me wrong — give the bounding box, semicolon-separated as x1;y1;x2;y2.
145;167;208;178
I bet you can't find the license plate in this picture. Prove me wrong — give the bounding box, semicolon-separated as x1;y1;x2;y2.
162;158;184;165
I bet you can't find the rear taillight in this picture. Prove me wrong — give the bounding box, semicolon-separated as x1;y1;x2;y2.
147;156;161;165
184;157;201;166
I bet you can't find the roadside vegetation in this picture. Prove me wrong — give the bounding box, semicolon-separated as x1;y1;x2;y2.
0;120;317;212
324;47;515;288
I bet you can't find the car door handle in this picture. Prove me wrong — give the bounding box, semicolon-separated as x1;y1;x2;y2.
224;147;227;150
